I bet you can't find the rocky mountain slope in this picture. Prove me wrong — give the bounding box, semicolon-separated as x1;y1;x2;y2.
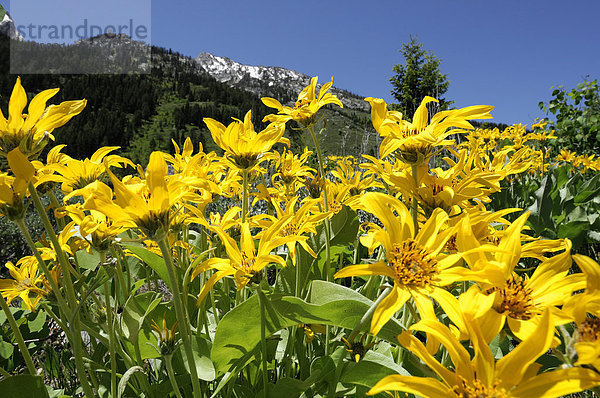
195;52;369;112
0;5;24;41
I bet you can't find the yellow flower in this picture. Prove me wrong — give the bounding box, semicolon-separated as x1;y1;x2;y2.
271;147;315;186
0;254;56;311
204;110;288;170
42;146;133;197
331;155;379;197
366;96;493;165
255;197;328;264
563;255;600;370
192;218;299;304
61;203;128;252
262;76;343;126
368;310;600;398
82;151;206;240
334;192;469;336
0;77;86;159
0;148;36;220
457;213;583;342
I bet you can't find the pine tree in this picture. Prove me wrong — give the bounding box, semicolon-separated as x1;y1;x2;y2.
390;36;452;119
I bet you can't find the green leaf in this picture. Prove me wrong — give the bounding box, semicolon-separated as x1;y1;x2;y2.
123;244;171;290
340;351;409;388
211;281;403;375
526;174;555;236
0;375;50;398
74;250;101;271
121;292;162;342
28;310;47;333
0;339;14;359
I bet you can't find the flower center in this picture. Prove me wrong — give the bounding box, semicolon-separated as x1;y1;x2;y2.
452;377;507;398
239;252;256;274
578;318;600;342
388;239;438;288
282;222;299;236
496;276;537;320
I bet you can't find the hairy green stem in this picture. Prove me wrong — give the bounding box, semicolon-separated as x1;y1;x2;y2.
256;288;269;398
0;294;37;375
157;238;201;398
242;168;249;224
102;250;117;398
411;164;419;233
349;286;392;342
165;354;183;398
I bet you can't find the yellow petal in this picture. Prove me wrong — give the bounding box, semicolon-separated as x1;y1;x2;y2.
7;148;34;182
146;151;169;213
262;97;283;111
370;286;410;336
510;367;600;398
367;375;449;397
496;309;554;389
22;88;60;132
8;77;27;133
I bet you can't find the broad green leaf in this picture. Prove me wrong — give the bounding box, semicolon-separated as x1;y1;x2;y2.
0;339;14;359
121;292;162;342
211;281;403;374
0;375;50;398
123;244;171;290
340;351;409;388
74;250;101;271
28;310;47;333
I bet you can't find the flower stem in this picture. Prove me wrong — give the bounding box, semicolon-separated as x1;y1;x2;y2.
410;164;419;234
307;124;333;356
101;251;117;398
349;286;392;342
165;354;184;398
242;168;249;224
256;288;269;398
157;238;202;398
0;294;37;375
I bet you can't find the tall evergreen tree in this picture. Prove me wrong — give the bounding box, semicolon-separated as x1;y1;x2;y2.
390;36;452;119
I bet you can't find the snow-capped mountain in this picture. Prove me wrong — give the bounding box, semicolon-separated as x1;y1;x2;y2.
195;52;369;112
0;7;24;41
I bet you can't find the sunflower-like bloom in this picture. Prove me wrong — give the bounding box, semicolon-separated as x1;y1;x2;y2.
191;218;301;304
41;146;133;197
563;255;600;370
60;203;128;252
334;192;472;335
204;110;288;170
457;213;584;342
0;77;86;159
0;148;36;220
331;155;380;197
262;76;343;126
82;151;208;240
366;96;493;165
270;147;315;186
368;310;600;398
255;197;328;264
0;254;56;311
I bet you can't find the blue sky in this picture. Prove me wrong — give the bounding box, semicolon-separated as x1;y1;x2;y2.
4;0;600;124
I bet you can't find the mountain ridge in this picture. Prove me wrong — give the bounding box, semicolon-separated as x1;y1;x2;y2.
195;52;370;112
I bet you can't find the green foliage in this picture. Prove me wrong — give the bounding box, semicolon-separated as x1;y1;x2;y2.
539;79;600;153
0;375;50;398
389;36;452;117
491;165;600;253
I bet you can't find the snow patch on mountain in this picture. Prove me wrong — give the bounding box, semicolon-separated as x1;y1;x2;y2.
195;52;369;112
0;11;25;41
